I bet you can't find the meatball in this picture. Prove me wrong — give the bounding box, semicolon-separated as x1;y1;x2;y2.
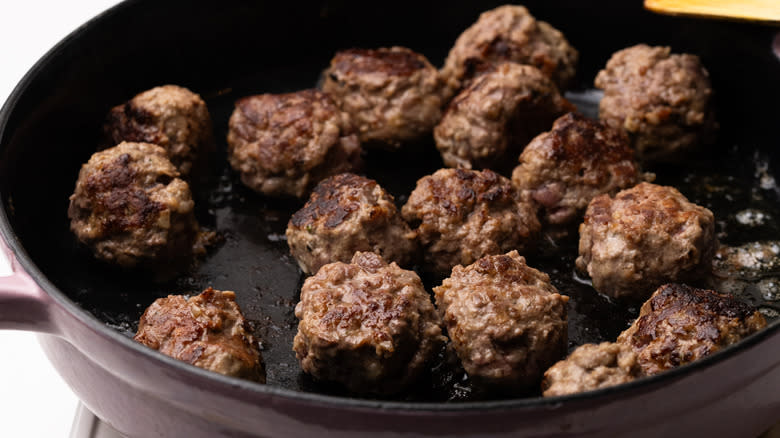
434;63;575;171
321;46;445;147
68;142;201;271
103;85;213;177
441;5;578;94
226;89;362;198
542;342;642;397
135;288;265;382
434;251;568;390
576;182;717;300
617;283;767;376
595;44;717;163
402;168;541;276
293;252;446;394
286;173;417;275
511;112;645;229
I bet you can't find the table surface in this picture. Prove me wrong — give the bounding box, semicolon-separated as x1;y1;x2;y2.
0;2;122;436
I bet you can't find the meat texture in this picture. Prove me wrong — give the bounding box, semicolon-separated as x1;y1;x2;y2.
68;142;201;272
576;182;717;300
434;63;574;171
134;288;265;382
512;112;645;229
103;85;213;177
441;4;578;94
595;44;717;163
322;46;445;147
617;283;767;376
293;252;446;394
542;342;642;397
402;168;541;276
434;251;568;390
226;89;362;198
286;173;417;275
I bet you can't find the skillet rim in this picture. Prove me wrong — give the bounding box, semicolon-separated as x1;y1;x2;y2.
0;0;778;413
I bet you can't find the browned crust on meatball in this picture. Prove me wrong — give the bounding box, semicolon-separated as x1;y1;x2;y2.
595;44;717;163
435;63;575;171
434;251;568;390
576;182;717;300
402;168;541;276
286;173;417;274
226;89;362;198
68;142;200;271
617;283;767;376
329;48;429;76
542;342;642;397
441;5;578;95
81;152;164;231
103;85;214;177
293;252;446;394
512;112;644;228
322;46;445;147
134;288;265;382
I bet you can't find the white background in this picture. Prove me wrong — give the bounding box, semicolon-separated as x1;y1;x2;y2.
0;2;123;437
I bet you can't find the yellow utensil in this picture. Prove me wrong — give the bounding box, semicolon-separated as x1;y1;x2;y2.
645;0;780;23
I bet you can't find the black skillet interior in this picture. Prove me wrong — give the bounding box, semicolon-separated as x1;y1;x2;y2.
1;0;779;402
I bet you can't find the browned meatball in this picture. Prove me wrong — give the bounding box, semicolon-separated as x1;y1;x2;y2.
595;44;717;163
617;283;767;376
68;142;201;271
286;173;417;275
402;168;541;276
103;85;213;177
226;89;362;198
576;182;717;300
542;342;642;397
293;252;446;394
434;251;568;390
511;112;645;229
135;288;265;382
441;5;578;94
321;46;446;147
434;63;575;171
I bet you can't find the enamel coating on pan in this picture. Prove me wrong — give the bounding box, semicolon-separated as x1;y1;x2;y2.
0;0;779;436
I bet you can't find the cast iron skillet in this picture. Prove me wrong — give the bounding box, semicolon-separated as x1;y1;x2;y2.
0;0;779;436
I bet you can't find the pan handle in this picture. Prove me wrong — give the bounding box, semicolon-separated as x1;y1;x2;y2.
0;236;58;334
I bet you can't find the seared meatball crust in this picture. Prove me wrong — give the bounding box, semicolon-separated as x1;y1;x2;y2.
286;173;417;275
542;342;642;397
226;89;362;198
512;112;645;229
103;85;214;177
322;46;445;147
293;252;446;394
135;288;265;382
576;182;717;300
595;44;717;163
68;142;201;271
441;5;578;94
402;168;541;276
434;251;568;390
434;63;574;171
617;283;767;376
